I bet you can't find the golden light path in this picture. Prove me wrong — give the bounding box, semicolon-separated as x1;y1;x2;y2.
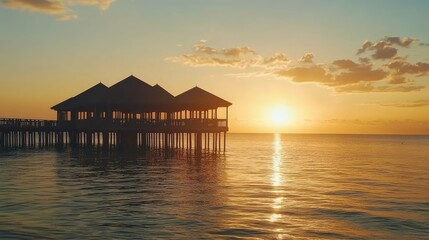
270;133;285;239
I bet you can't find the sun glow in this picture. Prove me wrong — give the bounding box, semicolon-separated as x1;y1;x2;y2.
271;107;292;125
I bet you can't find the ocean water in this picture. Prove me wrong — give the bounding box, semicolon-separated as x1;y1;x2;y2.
0;133;428;239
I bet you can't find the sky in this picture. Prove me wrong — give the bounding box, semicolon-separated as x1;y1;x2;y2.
1;0;429;134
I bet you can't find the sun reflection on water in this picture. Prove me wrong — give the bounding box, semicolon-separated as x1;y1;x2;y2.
272;133;283;187
269;213;282;222
272;197;283;209
269;133;285;239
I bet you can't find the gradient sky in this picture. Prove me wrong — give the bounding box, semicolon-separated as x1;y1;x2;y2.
1;0;429;134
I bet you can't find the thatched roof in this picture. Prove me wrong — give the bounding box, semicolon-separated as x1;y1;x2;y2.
175;86;232;110
51;83;109;111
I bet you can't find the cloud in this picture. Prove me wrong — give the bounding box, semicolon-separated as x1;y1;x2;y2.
386;60;429;76
1;0;116;20
356;40;373;55
372;46;397;59
317;119;429;131
262;53;290;68
298;53;314;63
168;37;428;93
166;40;259;68
331;59;388;85
335;83;375;93
276;39;427;92
358;57;371;64
389;75;411;84
225;71;272;78
192;40;256;57
384;37;416;47
369;40;399;60
335;83;424;93
166;40;289;69
2;0;68;15
318;118;366;125
222;47;256;57
384;59;429;89
68;0;115;10
380;100;429;108
356;36;417;60
276;65;333;84
167;54;255;68
277;59;388;88
331;59;359;69
376;85;425;92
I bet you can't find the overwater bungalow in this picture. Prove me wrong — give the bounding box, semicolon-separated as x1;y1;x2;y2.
0;75;231;150
48;75;232;150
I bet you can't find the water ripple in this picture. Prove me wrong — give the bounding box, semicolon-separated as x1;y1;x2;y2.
0;134;428;239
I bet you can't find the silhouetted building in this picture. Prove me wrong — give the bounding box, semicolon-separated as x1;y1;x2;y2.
48;75;231;150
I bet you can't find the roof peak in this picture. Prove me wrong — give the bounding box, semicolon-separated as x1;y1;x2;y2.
109;75;151;89
124;75;141;81
95;82;107;87
175;86;232;110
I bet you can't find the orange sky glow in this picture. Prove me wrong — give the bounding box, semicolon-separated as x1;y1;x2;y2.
1;0;429;134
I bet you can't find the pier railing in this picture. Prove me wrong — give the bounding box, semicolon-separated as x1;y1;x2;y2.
0;118;57;131
1;118;228;132
59;119;228;132
1;118;228;151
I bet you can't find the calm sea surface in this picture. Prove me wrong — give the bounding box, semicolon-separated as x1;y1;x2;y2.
0;134;428;239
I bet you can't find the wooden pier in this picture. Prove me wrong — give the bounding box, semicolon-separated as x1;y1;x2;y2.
0;118;228;152
0;118;58;148
0;75;231;152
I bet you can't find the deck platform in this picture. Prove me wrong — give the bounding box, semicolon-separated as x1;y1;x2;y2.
0;118;228;152
1;75;232;152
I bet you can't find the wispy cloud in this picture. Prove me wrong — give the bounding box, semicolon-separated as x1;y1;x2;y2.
380;99;429;108
1;0;116;20
335;83;424;93
318;118;429;127
166;40;289;69
167;37;428;93
68;0;114;10
2;0;71;20
225;71;272;78
298;53;314;63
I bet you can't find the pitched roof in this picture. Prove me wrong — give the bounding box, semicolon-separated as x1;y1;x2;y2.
151;84;175;109
107;75;153;106
51;83;108;111
106;75;176;111
109;75;152;90
175;86;232;110
51;76;232;112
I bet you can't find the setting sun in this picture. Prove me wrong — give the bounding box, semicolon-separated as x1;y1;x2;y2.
271;107;292;125
1;1;429;239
